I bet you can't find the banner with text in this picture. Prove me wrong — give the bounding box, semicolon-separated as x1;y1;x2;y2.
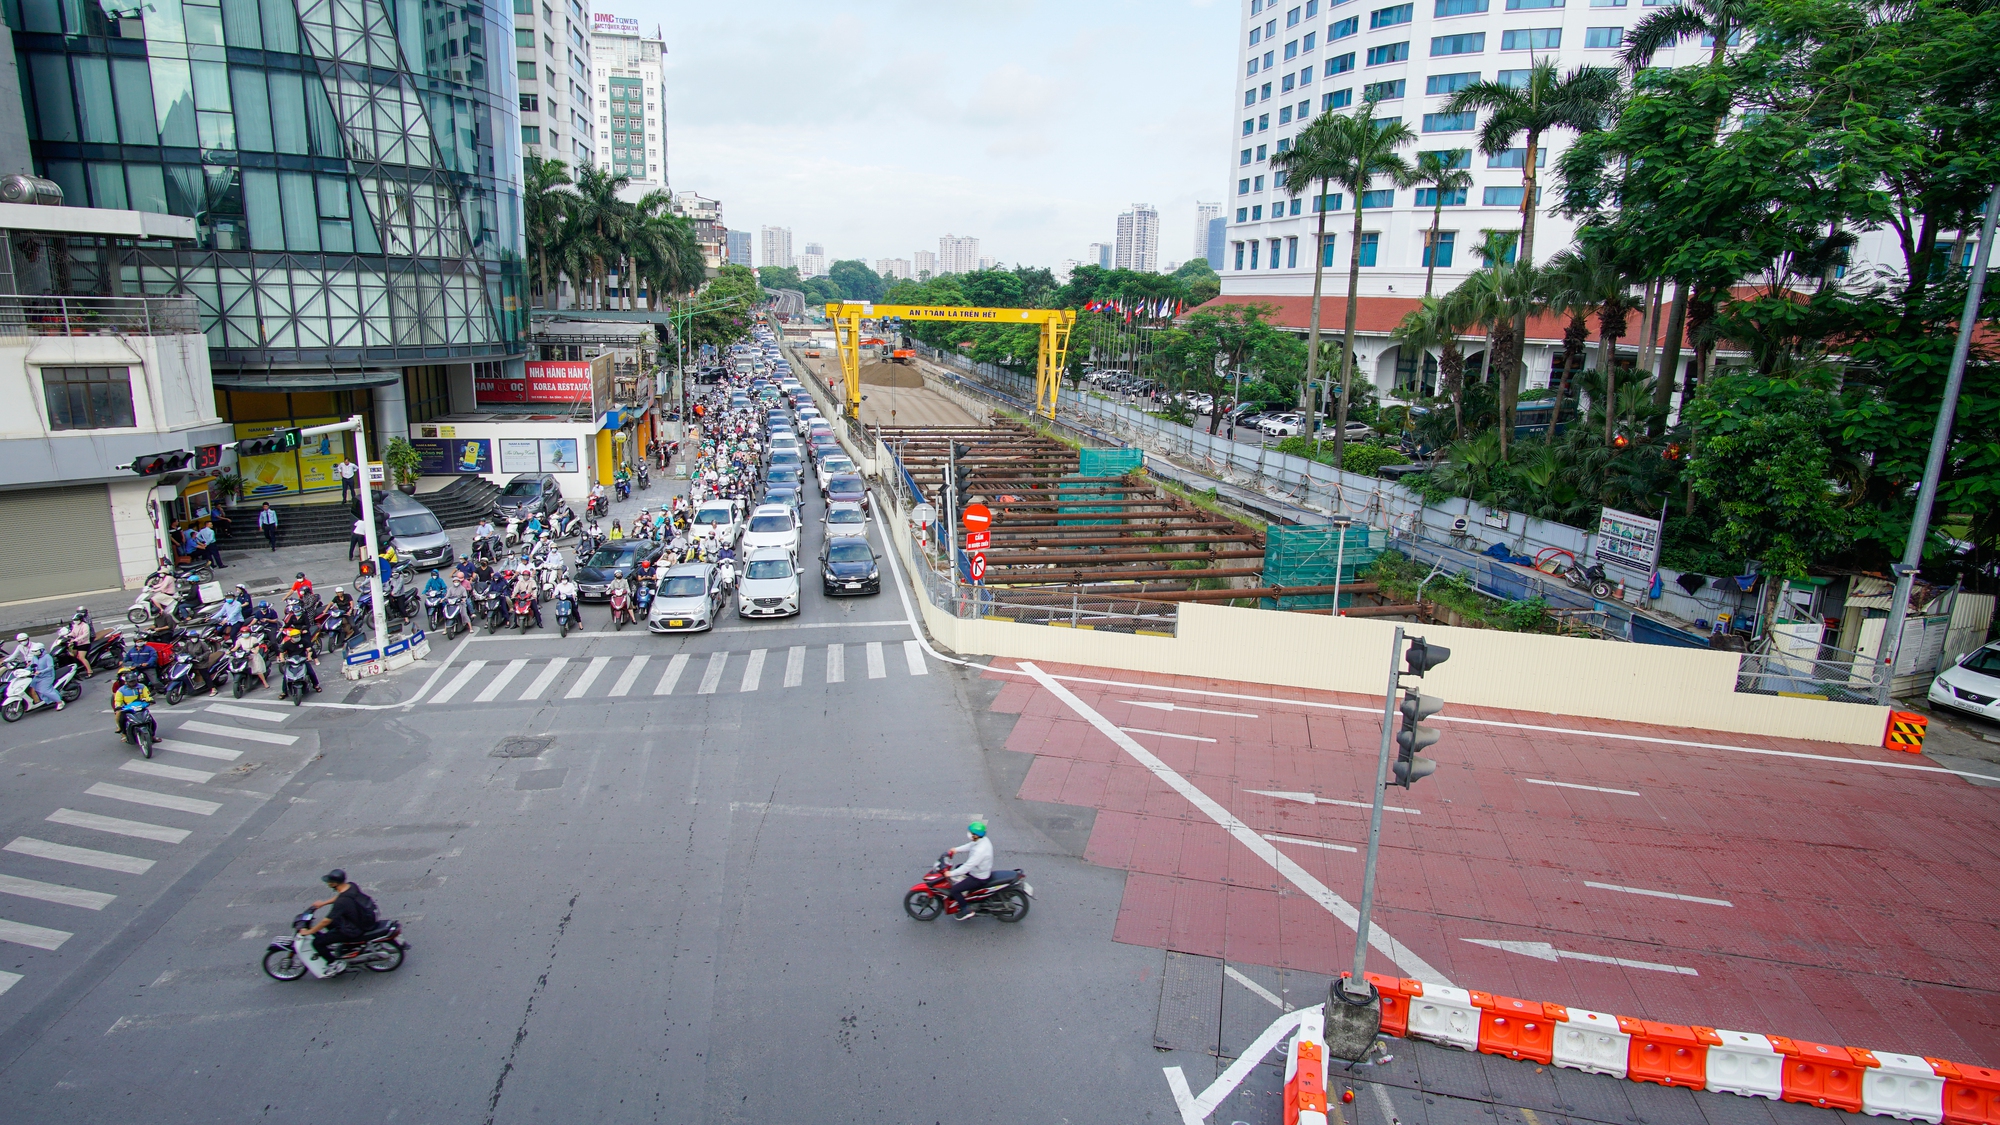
475;362;593;405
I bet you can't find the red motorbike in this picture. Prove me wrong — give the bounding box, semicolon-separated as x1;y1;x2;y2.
609;587;634;630
511;591;538;632
903;855;1033;923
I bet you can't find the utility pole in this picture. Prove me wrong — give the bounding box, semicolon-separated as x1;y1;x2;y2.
1878;183;2000;702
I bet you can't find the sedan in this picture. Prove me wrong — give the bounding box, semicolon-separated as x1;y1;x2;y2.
1928;643;2000;722
737;548;801;618
767;465;804;493
826;473;869;512
741;503;801;558
1258;412;1304;436
769;449;804;475
816;453;856;490
820;538;881;596
649;563;726;632
575;541;663;602
762;484;803;518
808;437;842;464
822;501;869;539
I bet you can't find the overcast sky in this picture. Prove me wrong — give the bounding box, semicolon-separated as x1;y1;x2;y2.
632;0;1238;271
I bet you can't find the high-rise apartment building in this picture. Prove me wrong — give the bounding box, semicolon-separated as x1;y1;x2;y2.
1115;204;1161;272
761;227;794;269
590;15;666;191
1088;243;1112;269
727;230;754;267
913;251;938;279
938;235;980;275
1194;203;1222;257
798;245;827;279
672;192;726;273
977;256;997;272
516;0;595;169
876;258;912;281
1206;216;1228;269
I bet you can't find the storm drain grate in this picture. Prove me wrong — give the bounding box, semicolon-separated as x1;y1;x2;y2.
492;736;554;759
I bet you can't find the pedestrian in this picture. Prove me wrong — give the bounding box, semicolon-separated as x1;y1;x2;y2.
349;516;367;561
337;456;359;504
258;502;280;551
194;521;226;568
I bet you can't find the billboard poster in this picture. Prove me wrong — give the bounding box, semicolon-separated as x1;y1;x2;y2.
592;12;640;33
234;416;341;495
498;439;542;473
538;438;579;473
474;362;593;405
1595;506;1663;579
411;438;491;475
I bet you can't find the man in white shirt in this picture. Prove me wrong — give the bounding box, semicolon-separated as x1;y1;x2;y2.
349;517;368;561
944;822;994;921
337;457;359;504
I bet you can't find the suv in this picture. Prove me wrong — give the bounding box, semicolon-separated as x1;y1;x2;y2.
493;473;563;522
375;489;454;570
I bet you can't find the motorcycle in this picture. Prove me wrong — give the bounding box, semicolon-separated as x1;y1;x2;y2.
586;492;609;518
227;644;260;698
262;906;407;981
633;582;654;620
615;475;632;501
423;589;446;630
556;594;578;638
547;507;580;539
511;591;538;633
316;605;353;653
609;587;633;631
502;516;522;546
636;463;651;491
278;652;313;706
0;658;82;722
538;554;565;601
1561;559;1617;600
159;652;200;706
480;584;510;633
902;855;1033;923
126;572;203;627
443;590;471;639
117;696;158;758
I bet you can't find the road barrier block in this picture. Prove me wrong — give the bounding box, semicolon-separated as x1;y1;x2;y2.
1472;992;1558;1063
1771;1038;1870;1111
1285;1039;1329;1125
1884;711;1928;752
1406;983;1480;1051
1554;1008;1630;1078
1706;1030;1784;1099
1338;971;1416;1037
1932;1059;2000;1125
1623;1019;1719;1089
1859;1052;1946;1123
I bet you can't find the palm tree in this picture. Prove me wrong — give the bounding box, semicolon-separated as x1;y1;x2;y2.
568;166;634;309
1544;244;1636;447
1274;96;1418;466
523;156;576;310
1621;0;1752;69
1448;261;1549;459
634;206;704;309
1412;149;1474;298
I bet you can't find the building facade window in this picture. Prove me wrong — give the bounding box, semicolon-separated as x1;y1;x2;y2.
1304;31;1317;50
1327;52;1356;75
404;365;452;424
1483;185;1527;205
1423;110;1477;131
1283;73;1297;92
1419;148;1473;167
1361;189;1396;208
1289;5;1303;24
1365;41;1409;65
1501;28;1562;48
1236;207;1250;221
41;366;135;430
1313;193;1344;211
1585;26;1625;46
1431;33;1485;55
522;125;540;143
1250;240;1260;268
1434;0;1489;12
1234;241;1246;269
1242;148;1254;164
1358;232;1380;266
1426;71;1480;93
1497;68;1532;86
1422;231;1456;266
1252;204;1264;219
1331;16;1360;38
1285;39;1299;59
1254;175;1266;190
1486;147;1548;167
1415;187;1468;205
1321;234;1337;266
1239;178;1252;194
1363;79;1406;99
1269;238;1283;268
1324;88;1354;110
1370;3;1414;27
1280;105;1294;123
521;94;539;113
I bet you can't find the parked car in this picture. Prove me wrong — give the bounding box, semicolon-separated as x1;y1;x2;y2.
493;473;564;522
648;563;728;633
1928;643;2000;722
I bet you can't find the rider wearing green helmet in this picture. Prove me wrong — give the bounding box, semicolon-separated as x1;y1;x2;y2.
944;821;994;921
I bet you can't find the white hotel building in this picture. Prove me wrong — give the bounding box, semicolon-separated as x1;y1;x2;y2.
1213;0;1715;395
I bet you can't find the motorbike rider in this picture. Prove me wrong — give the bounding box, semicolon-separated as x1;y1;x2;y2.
211;593;246;636
23;642;62;711
589;480;607;513
943;822;994;921
59;609;97;674
509;567;543;627
607;572;634;625
233;626;270;691
422;568;448;603
141;567;180;622
608;520;624;541
291;572;314;599
251;599;281;627
112;668;152;734
300;869;378;964
552;573;581;626
277;627;321;692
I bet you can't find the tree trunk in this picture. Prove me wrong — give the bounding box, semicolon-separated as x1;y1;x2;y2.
1599;304;1620;446
1424;198;1444;298
1635;276;1660;374
1336;197;1366;468
1546;314;1586;445
1650;280;1688;433
1494;316;1518;460
1302;179;1333;450
1441;339;1464;440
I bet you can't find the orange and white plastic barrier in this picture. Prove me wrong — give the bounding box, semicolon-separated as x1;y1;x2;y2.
1284;1005;1329;1125
1706;1030;1784;1100
1553;1008;1630;1078
1861;1052;1946;1123
1405;982;1480;1051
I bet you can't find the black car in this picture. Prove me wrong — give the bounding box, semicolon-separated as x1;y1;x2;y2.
820;538;881;596
767;465;803;490
575;541;664;601
494;473;564;521
826;473;869;512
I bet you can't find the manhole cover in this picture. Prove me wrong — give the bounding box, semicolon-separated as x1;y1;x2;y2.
492;736;553;759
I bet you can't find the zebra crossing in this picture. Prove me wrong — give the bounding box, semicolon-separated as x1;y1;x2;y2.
0;702;301;998
422;640;930;706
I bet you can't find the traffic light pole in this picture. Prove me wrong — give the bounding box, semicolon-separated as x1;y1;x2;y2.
1345;624;1404;999
298;415;389;663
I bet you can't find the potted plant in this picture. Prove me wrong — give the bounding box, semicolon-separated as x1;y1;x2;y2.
213;470;244;506
383;436;423;494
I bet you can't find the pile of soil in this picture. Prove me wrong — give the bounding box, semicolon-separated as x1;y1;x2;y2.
858;359;925;388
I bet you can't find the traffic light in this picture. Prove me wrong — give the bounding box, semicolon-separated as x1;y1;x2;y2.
235;428;302;457
127;450;194;475
1393;689;1445;787
951;443;973;503
1404;636;1451;677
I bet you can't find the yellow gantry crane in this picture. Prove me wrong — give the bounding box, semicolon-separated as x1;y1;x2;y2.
824;302;1076;421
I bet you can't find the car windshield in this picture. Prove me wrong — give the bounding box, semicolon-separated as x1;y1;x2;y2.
827;508;864;525
1964;648;2000;675
771;452;801;464
500;481;540;497
658;575;706;597
586;546;640;567
830;475;864;492
824;457;853;470
769;468;801;483
746;558;793;580
693;508;730;525
385;512;443;537
748;514;792;532
826;541;873;563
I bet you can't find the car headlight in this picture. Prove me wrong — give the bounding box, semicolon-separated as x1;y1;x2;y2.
868;569;878;579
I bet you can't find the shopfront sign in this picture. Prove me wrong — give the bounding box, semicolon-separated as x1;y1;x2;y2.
475;362;593;405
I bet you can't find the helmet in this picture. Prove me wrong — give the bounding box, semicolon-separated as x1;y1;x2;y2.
120;667;141;684
322;869;347;885
967;821;987;838
333;586;345;595
73;607;88;620
430;569;441;577
13;633;25;643
295;572;306;580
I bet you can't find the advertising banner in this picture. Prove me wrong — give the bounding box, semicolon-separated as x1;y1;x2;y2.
1595;507;1663;579
538;438;580;472
498;439;542;473
411;438;492;475
235;416;342;495
475;362;593;405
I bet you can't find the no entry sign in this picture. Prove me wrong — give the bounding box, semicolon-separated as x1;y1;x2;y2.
961;503;992;532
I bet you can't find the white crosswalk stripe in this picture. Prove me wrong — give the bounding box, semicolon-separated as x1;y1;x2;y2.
203;703;289;723
697;652;728;695
475;659;528;702
84;783;218;816
5;837;155;875
157;741;242;762
903;640;927;676
655;653;688;695
866;642;886;679
521;657;568;700
173;721;297;746
740;649;766;692
414;642;936;704
120;760;214;784
608;655;648;697
0;971;18;996
429;660;486;703
567;656;612;698
827;644;845;683
0;917;72;951
46;809;190;845
0;872;114;911
784;646;805;688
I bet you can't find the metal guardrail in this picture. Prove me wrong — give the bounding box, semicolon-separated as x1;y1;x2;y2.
0;294;200;336
908;551;1180;635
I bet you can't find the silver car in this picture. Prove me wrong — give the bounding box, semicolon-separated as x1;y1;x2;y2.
822;501;869;540
736;548;800;619
648;563;727;633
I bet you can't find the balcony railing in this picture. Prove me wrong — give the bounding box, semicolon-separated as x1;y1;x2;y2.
0;294;201;336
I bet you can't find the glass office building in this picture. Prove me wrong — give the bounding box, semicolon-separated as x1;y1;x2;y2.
7;0;530;486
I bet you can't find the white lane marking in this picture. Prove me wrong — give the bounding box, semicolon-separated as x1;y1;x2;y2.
784;646;805;688
1124;700;1257;719
520;657;569;700
1224;964;1290;1010
203;703;287;723
401;635;473;706
474;659;528;702
740;649;766;692
1584;880;1734;907
608;655;649;697
1462;937;1698;976
1263;833;1358;854
1368;1080;1399;1125
1019;662;1448;984
903;640;927;676
826;643;845;683
0;971;17;997
428;660;485;704
5;837;155;875
47;809;190;845
696;652;728;695
729;801;970;823
0;917;72;951
566;656;612;698
85;783;218;816
1524;778;1642;797
0;872;114;911
120;760;214;784
105;996;373;1033
654;653;688;695
865;641;886;679
174;721;297;746
465;620;908;641
156;742;242;762
1121;727;1217;743
1164;1007;1309;1125
1246;789;1420;815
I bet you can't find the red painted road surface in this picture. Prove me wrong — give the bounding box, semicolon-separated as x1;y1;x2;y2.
987;660;2000;1065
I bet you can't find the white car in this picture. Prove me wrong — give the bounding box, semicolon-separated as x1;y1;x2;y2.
690;499;741;550
1257;412;1304;436
1928;643;2000;722
815;453;855;490
822;501;869;540
737;548;801;618
740;503;801;558
769;433;801;457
